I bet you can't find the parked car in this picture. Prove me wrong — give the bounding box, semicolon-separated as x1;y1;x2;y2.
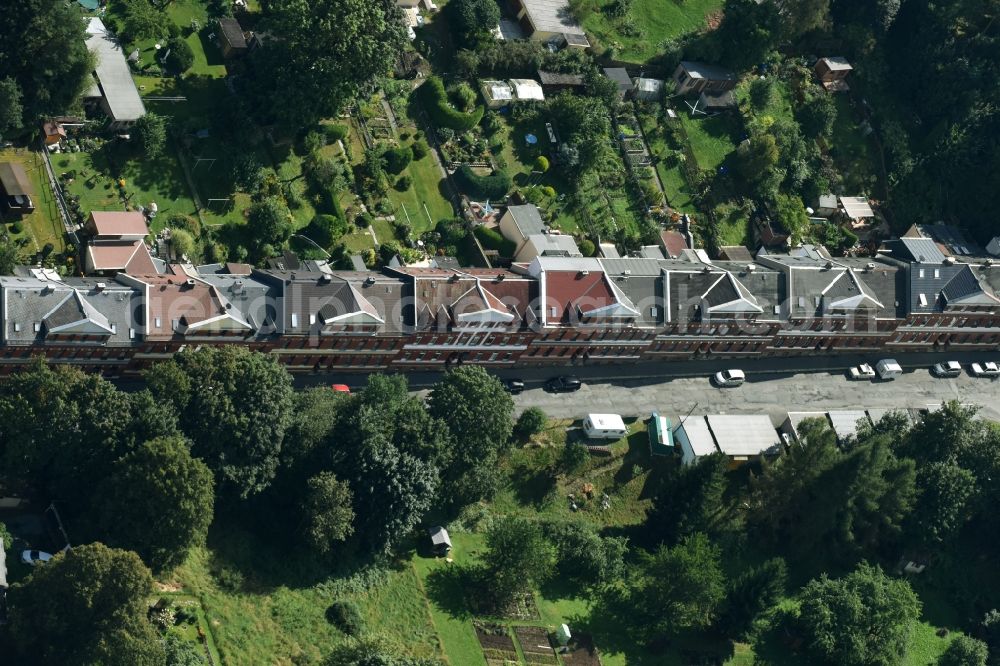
971;362;1000;377
503;378;525;394
848;364;876;380
932;361;962;378
330;384;351;393
713;369;745;387
21;550;53;566
545;376;582;393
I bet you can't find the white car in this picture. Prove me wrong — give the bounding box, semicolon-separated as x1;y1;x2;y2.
713;369;745;387
21;550;53;566
848;364;876;380
932;361;962;378
971;362;1000;377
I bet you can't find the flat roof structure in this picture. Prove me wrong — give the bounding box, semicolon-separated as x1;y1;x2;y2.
585;413;626;430
511;79;545;101
0;163;32;198
676;416;717;458
839;196;875;219
827;410;872;441
85;18;146;123
706;414;781;457
521;0;586;35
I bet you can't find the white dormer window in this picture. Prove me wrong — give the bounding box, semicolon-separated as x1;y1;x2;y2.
172;319;179;330
918;293;928;307
13;323;20;332
33;323;39;332
129;328;135;339
934;269;940;279
918;269;925;278
309;314;316;325
111;324;117;334
154;317;161;328
291;313;299;328
550;306;557;317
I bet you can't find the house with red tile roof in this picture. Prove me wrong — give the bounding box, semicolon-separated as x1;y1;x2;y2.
84;211;149;240
86;240;158;276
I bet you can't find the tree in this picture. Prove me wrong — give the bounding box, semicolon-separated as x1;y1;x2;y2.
428;367;514;506
325;635;444;666
332;375;447;554
773;193;810;243
577;238;596;257
514;407;547;441
97;436;214;572
134;112;167;158
629;533;726;640
541;519;627;587
0;237;23;275
150;347;295;499
305;213;350;249
718;558;788;637
0;521;11;549
547;92;612;174
383;145;413;174
164;634;207;666
736;134;780;185
171;228;197;260
0;78;23;139
248;196;293;249
798;93;837;140
481;516;557;605
647;453;730;545
907;462;976;546
798;562;921;666
8;543;162;665
775;0;830;38
248;0;406;128
714;0;781;70
939;636;988;666
122;0;169;43
449;0;501;45
302;472;355;555
164;36;195;73
0;0;94;125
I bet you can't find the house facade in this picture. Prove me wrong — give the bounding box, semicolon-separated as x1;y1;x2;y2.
0;236;997;377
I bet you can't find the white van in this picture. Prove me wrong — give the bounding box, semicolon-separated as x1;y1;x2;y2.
875;359;903;380
583;414;629;440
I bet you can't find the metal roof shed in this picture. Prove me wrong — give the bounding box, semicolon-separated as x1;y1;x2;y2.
827;410;872;442
676;416;717;465
839;196;874;219
781;411;828;442
428;526;452;555
706;414;782;459
648;413;674;456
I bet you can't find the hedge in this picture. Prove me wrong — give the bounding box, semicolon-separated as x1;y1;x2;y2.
420;77;484;132
455;165;511;200
323;124;349;142
474;225;516;258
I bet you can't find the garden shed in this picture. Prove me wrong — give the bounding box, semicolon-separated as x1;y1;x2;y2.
0;162;34;213
602;68;633;99
482;80;513;108
635;77;664;102
428;526;452;555
218;17;248;58
648;412;673;456
511;79;545;102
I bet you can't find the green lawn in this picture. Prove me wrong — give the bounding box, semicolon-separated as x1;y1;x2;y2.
573;0;725;63
0;149;66;255
680;113;741;171
53;144;199;234
386;144;453;233
658;161;696;212
713;204;751;246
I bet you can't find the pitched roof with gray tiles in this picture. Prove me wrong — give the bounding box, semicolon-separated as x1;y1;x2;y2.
196;271;281;336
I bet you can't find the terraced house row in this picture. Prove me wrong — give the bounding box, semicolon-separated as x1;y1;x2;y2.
1;224;999;377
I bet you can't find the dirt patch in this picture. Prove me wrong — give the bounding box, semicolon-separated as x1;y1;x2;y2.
475;623;517;666
563;632;602;666
155;581;184;592
514;625;558;665
705;10;723;30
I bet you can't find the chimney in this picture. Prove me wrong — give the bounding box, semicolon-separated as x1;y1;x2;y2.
95;282;106;292
185;279;196;287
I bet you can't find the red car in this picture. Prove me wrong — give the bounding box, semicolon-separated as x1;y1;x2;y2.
330;384;351;393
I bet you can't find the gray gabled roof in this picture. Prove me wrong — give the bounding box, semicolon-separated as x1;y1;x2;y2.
506;205;545;237
42;290;114;335
897;238;946;264
940;265;1000;307
85;18;146;122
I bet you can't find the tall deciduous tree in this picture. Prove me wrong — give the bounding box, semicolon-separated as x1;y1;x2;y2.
248;197;293;250
938;636;988;666
121;0;169;43
249;0;406;128
97;436;215;572
0;0;94;125
713;0;782;70
0;78;23;139
449;0;501;45
797;562;921;666
149;348;295;499
135;112;168;157
481;516;557;605
8;543;163;665
428;367;514;507
629;533;726;640
907;461;976;546
301;471;355;555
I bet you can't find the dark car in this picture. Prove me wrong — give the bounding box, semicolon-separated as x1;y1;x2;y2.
545;376;582;393
504;378;525;394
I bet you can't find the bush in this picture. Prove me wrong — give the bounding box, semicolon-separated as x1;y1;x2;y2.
323;124;349;143
383;146;413;174
515;407;547;440
11;222;23;234
395;175;412;191
455;165;511;200
411;140;430;160
355;212;373;228
326;600;364;637
302;130;326;155
562;444;590;473
306;213;349;248
577;238;596;257
164;37;195;73
213;565;244;592
421;77;484;131
448;82;478;112
534;156;550;172
473;225;516;257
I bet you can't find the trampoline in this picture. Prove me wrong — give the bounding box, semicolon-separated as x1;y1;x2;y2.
78;0;100;10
